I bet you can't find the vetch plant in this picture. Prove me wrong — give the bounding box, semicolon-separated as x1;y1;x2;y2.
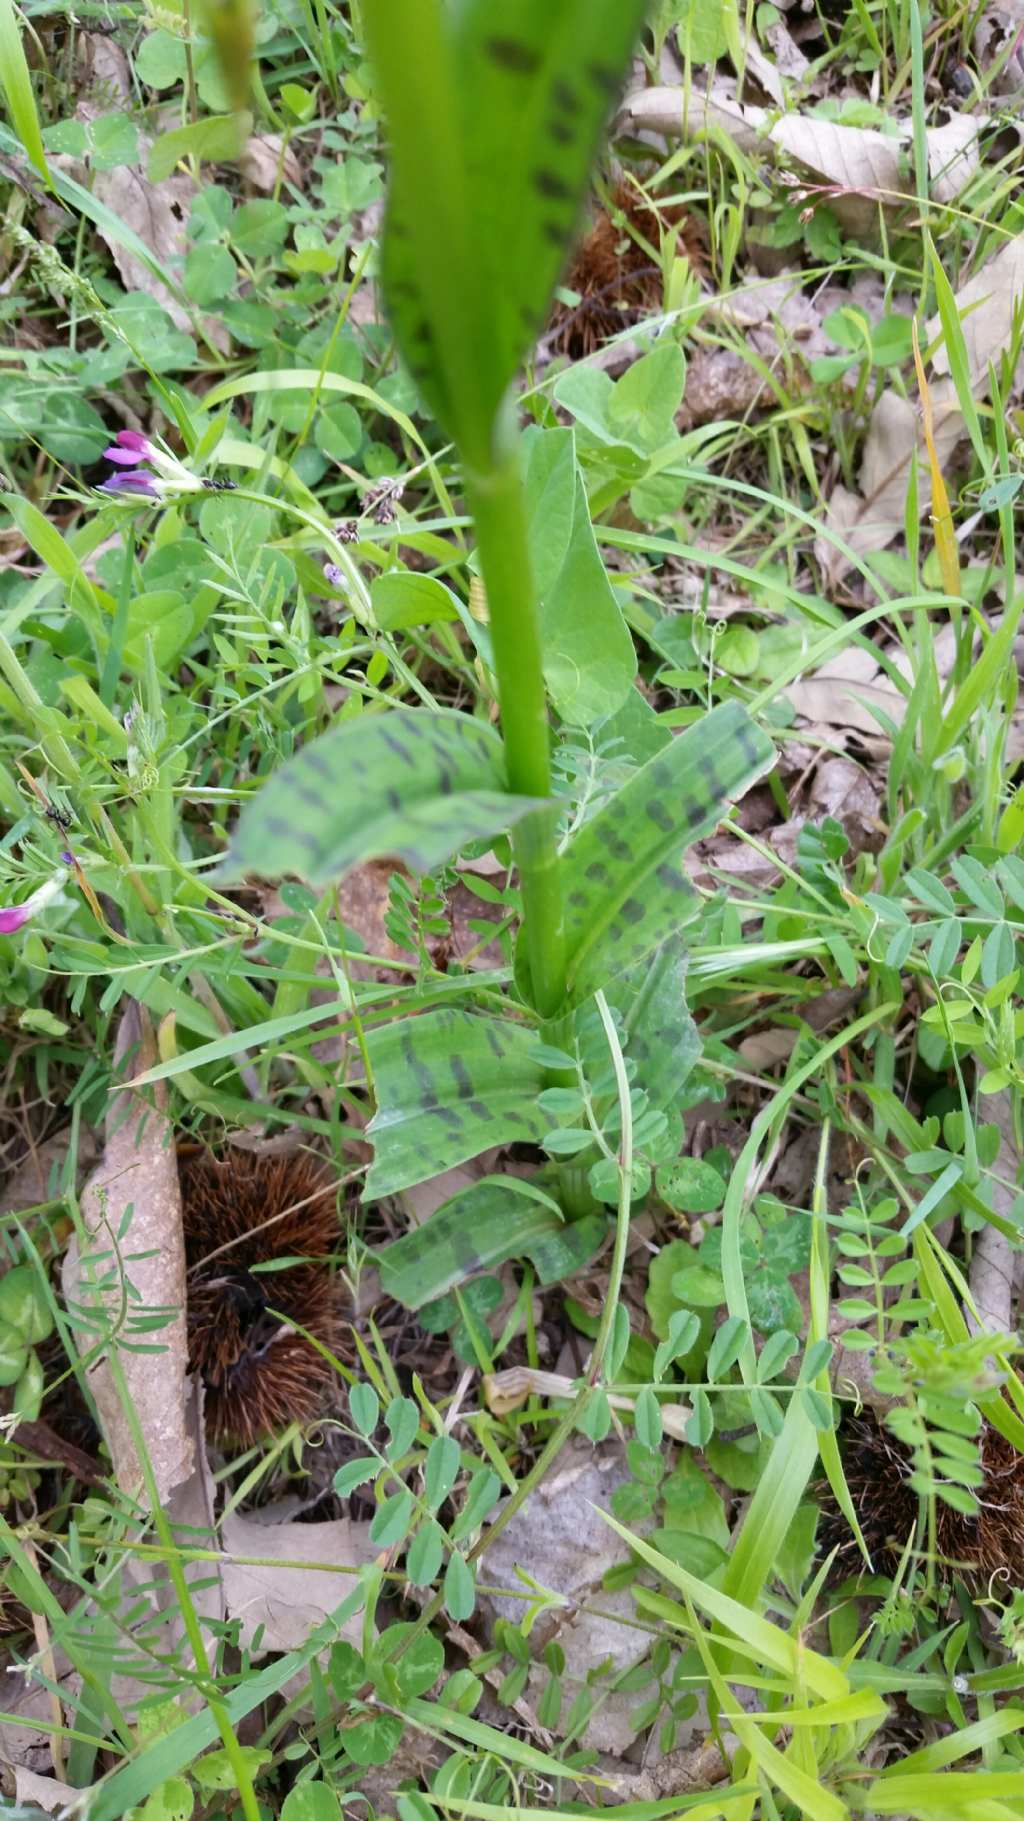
219;0;774;1259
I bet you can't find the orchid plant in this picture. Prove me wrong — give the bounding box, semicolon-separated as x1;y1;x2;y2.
215;0;775;1291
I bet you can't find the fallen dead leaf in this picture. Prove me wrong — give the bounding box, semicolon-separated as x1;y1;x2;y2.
0;1667;81;1777
93;164;197;334
928;232;1024;388
621;86;984;227
786;642;904;736
0;1127;98;1216
974;0;1024;95
618;81;766;155
481;1440;662;1756
817;382;963;585
219;1510;377;1652
786;622;963;736
62;1002;192;1507
240;133;302;193
13;1768;80;1814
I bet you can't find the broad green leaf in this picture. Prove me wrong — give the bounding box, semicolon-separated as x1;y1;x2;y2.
0;0;48;181
520;700;774;1007
371;571;461;630
424;1434;461;1510
444;1549;476;1622
365;0;649;461
606;343;686;451
148;112;247;181
539;463;636;726
376;1177;565;1307
364;1012;547;1199
218;709;540;887
280;1785;342;1821
522;426;577;596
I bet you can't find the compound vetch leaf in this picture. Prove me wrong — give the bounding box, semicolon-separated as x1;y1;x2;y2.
364;1010;547;1199
217;709;540;886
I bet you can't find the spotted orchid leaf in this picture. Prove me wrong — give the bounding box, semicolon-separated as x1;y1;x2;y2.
217;709;541;887
364;1010;548;1200
376;1180;561;1309
364;0;650;464
518;700;775;1009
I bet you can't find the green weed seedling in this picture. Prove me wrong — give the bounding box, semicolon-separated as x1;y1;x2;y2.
218;0;774;1319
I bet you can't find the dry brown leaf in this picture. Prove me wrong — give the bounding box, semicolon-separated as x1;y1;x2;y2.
481;1441;663;1755
0;1127;98;1216
974;0;1024;94
240;133;302;193
786;643;904;735
787;623;961;736
62;1002;192;1506
927;115;985;204
622;88;982;226
739;34;785;105
219;1510;377;1653
762;17;811;83
928;232;1024;388
817;382;963;584
618;82;766;154
13;1768;80;1813
92;164;196;334
0;1668;81;1776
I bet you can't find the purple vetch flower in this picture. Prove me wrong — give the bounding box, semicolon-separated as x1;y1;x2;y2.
100;468;162;498
0;874;65;935
99;429;206;499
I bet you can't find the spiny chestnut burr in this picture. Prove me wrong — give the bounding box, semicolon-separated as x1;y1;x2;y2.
181;1150;342;1447
548;181;702;358
818;1413;1024;1589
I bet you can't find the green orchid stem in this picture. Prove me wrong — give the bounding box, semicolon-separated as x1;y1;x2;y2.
464;438;566;1020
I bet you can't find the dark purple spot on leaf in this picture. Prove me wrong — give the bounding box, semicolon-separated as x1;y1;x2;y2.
486;36;540;73
534;168;572;201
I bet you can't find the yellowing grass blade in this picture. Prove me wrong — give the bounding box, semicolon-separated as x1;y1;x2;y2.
912;317;960;600
599;1509;848;1701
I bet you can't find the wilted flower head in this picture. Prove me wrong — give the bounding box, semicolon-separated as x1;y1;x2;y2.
0;871;67;935
365;476;404;525
100;430;210;500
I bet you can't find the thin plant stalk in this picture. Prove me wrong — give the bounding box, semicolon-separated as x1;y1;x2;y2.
464;435;567;1021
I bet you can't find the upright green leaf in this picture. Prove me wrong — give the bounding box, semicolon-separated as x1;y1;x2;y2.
365;0;649;461
364;1012;547;1198
0;0;48;181
613;937;699;1112
522;425;577;595
532;443;636;726
519;700;774;1007
217;709;541;886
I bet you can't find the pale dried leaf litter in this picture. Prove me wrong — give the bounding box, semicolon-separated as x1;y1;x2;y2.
821;233;1024;580
481;1441;670;1757
219;1509;376;1652
618;86;984;216
62;1001;193;1505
